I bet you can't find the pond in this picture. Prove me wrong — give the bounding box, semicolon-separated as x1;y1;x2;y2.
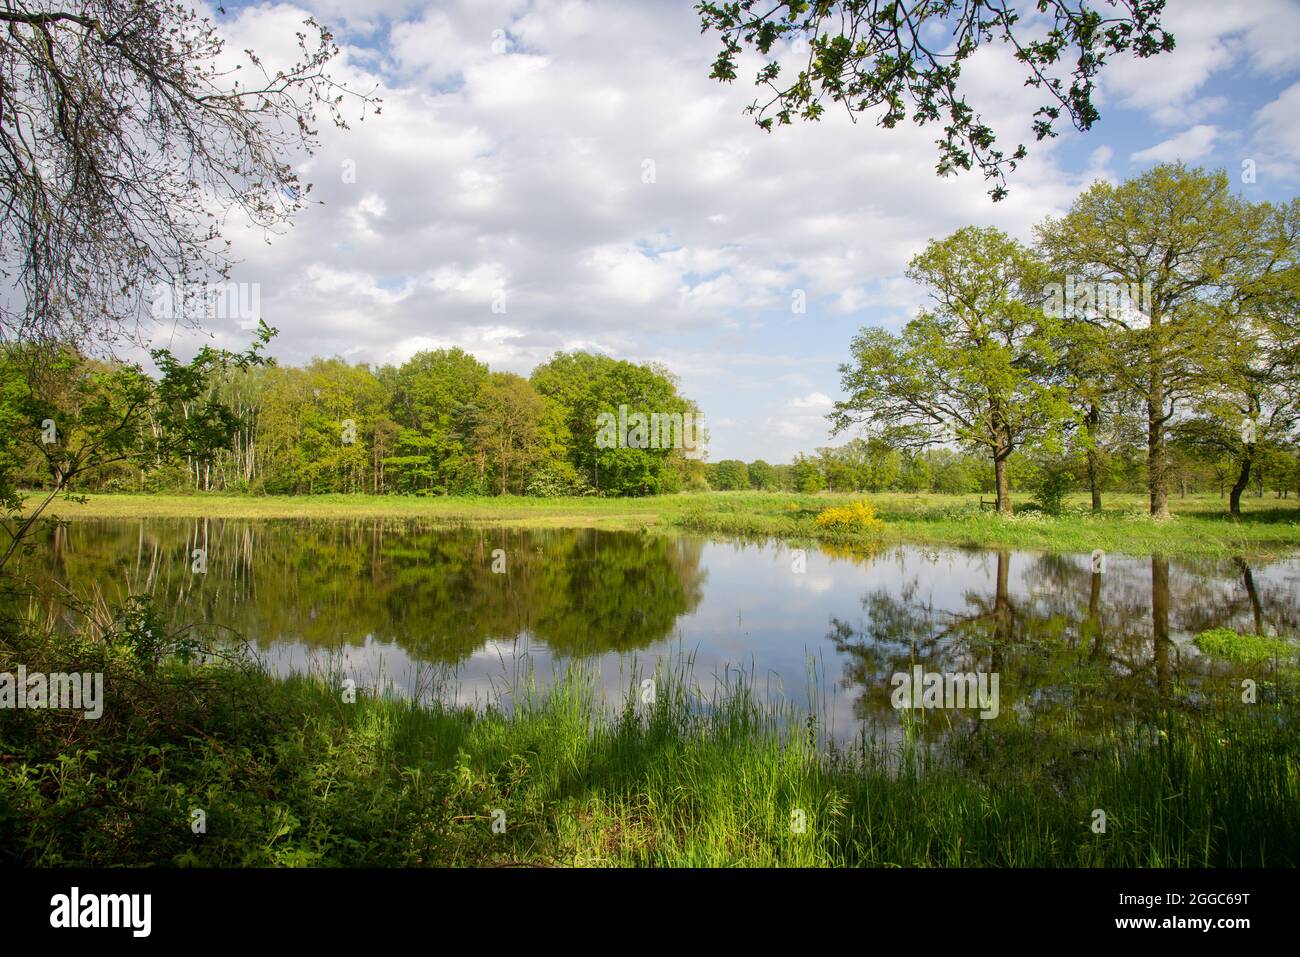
24;519;1300;742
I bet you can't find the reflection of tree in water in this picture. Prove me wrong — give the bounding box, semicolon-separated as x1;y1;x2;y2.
1015;551;1163;701
1167;556;1300;639
828;549;1020;733
24;521;707;666
827;547;1300;738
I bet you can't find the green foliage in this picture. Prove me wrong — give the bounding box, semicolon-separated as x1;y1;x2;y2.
791;455;823;493
1028;459;1076;516
387;348;488;494
531;352;699;496
674;457;711;492
856;438;901;493
524;466;590;498
833;227;1076;513
4;165;1295;517
712;459;749;490
1194;629;1298;666
0;325;274;570
746;459;777;490
469;372;568;495
897;452;933;494
0;342;707;501
698;0;1174;200
926;448;981;494
1036;164;1298;517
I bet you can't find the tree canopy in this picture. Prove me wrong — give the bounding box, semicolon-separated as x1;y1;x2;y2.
831;226;1072;513
698;0;1174;199
0;1;379;349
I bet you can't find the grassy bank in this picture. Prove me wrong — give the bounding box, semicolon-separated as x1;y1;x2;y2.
2;611;1297;867
33;490;1300;556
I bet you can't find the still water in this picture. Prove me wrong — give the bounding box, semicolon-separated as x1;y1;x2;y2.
26;519;1300;740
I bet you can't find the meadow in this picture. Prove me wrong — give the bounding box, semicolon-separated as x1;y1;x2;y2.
36;489;1300;557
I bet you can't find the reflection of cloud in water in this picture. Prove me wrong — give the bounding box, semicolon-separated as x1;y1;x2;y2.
792;575;836;594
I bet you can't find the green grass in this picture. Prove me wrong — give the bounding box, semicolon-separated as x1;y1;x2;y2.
37;490;670;528
1194;628;1300;666
673;492;1300;558
34;489;1300;557
3;619;1297;867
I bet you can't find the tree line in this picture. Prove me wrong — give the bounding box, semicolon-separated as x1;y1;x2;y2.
1;340;703;500
706;439;1299;506
4;165;1296;515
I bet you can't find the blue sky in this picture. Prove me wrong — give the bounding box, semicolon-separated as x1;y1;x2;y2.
167;0;1300;462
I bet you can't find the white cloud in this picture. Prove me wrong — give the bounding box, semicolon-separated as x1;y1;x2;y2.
1249;81;1300;179
789;393;833;410
1130;125;1218;164
138;0;1297;461
1101;0;1300;125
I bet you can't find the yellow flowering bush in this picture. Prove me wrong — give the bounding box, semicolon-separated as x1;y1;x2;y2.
814;500;886;535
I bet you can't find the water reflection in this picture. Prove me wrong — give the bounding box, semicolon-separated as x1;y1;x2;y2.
31;520;707;662
22;520;1300;740
827;547;1299;737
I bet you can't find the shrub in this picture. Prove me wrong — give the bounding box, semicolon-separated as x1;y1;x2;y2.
142;462;192;493
524;467;572;498
523;466;596;498
1028;464;1074;516
814;499;886;535
682;471;710;492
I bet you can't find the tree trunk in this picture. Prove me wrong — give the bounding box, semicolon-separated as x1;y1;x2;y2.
993;453;1012;515
1147;391;1169;519
1229;445;1253;518
991;549;1011;672
1145;302;1170;518
1086;403;1102;513
1088;564;1105;661
1235;557;1264;635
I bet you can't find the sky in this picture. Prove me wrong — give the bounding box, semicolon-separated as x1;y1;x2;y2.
158;0;1300;462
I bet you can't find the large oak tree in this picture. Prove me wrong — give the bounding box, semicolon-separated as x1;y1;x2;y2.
1036;164;1286;518
831;226;1072;513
